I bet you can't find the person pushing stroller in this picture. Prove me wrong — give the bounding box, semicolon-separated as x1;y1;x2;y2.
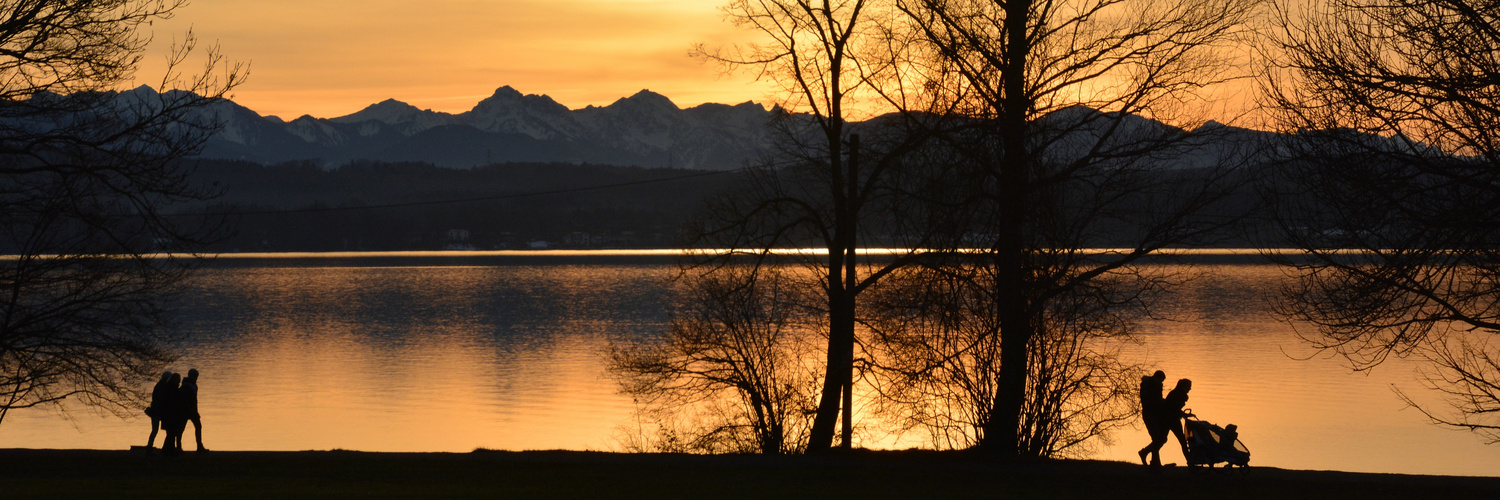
1139;373;1192;468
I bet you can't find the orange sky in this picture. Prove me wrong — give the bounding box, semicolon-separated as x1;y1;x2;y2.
134;0;775;119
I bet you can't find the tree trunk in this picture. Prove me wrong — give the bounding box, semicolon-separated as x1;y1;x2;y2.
810;291;856;451
809;127;851;453
981;0;1034;457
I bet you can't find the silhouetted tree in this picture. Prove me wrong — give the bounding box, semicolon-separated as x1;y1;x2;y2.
686;0;1255;458
1263;0;1500;443
692;0;937;452
0;0;243;426
610;266;818;454
892;0;1258;456
866;255;1157;456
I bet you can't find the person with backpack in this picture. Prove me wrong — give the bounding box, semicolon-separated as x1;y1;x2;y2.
1137;370;1168;467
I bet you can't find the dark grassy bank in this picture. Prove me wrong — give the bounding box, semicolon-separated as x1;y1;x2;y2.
2;448;1496;499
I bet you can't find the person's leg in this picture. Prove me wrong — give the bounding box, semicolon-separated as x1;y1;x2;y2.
147;417;160;448
1137;422;1148;464
162;426;176;453
170;421;184;452
1144;426;1168;466
191;416;207;451
1169;420;1188;463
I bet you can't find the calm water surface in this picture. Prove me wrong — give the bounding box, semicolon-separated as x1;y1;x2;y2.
1;253;1495;477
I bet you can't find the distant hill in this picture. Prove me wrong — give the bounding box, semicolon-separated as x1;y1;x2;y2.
193;86;776;170
184;160;741;252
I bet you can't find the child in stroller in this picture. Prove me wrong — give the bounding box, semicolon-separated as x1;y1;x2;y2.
1182;409;1250;471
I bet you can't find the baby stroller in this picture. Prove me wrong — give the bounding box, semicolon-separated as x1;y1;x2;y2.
1182;409;1250;473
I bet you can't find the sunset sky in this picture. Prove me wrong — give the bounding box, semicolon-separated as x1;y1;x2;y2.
135;0;775;119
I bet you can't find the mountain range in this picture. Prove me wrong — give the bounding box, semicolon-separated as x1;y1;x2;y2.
165;85;1294;172
194;86;777;170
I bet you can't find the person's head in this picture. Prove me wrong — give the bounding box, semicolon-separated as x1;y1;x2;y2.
160;371;172;382
1175;378;1192;392
169;373;181;387
187;368;199;380
1151;370;1165;381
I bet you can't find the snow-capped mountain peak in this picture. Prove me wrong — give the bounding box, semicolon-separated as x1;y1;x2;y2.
193;85;775;169
331;99;424;124
328;98;454;136
457;86;580;140
610;89;680;112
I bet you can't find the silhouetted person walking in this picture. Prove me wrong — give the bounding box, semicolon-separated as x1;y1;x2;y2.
181;368;208;452
1162;378;1193;462
145;371;173;449
1137;370;1168;466
160;372;185;455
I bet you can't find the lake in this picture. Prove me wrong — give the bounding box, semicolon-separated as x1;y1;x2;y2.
0;251;1495;477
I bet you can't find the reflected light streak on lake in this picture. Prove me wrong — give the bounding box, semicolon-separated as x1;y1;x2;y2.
1102;265;1497;477
1;263;671;453
0;257;1495;477
0;246;1316;261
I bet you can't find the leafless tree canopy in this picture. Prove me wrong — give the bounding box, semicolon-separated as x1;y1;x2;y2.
865;259;1156;456
610;267;819;454
0;0;244;425
690;0;950;452
885;0;1256;456
1263;0;1500;442
620;0;1256;458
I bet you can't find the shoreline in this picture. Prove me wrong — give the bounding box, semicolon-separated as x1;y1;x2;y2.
2;448;1497;499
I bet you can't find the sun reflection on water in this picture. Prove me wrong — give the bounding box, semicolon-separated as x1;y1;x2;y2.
0;260;1494;476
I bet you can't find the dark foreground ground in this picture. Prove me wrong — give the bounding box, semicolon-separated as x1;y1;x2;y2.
2;448;1497;499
